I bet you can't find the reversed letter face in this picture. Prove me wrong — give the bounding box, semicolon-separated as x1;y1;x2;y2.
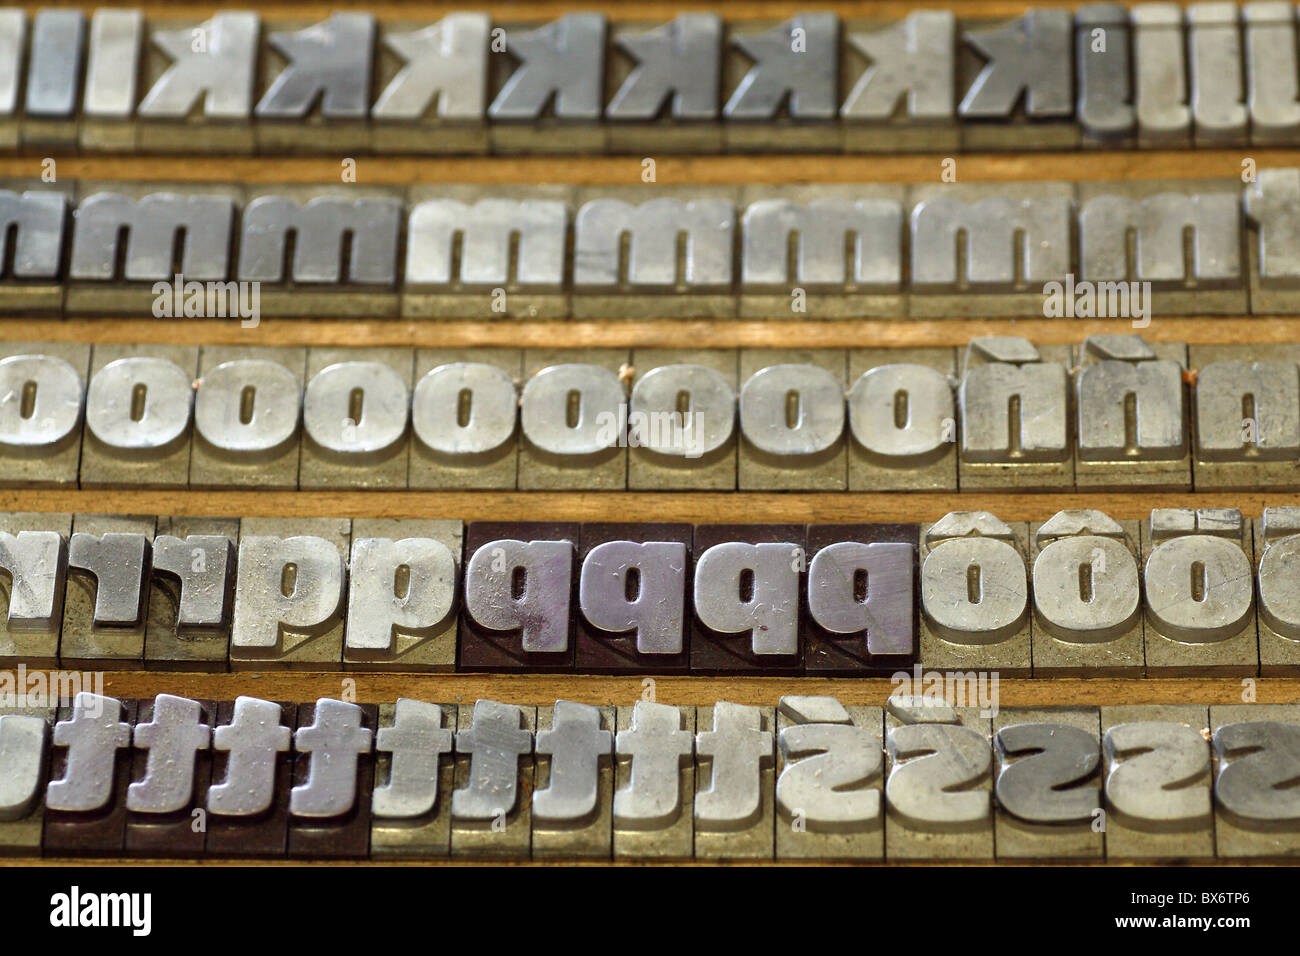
693;542;799;655
464;539;573;653
777;722;882;831
579;540;686;654
1103;722;1212;825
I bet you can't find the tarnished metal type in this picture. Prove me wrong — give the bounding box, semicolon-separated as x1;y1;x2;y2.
7;6;1300;154
1255;508;1300;673
6;694;1300;859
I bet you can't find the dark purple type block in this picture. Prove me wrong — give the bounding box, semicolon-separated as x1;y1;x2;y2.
42;698;138;857
576;522;693;673
124;696;215;858
690;524;805;675
804;523;919;676
287;701;376;860
204;699;294;858
458;521;579;672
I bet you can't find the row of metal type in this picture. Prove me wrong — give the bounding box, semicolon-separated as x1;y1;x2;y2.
0;690;1294;861
3;334;1298;493
2;5;1299;154
5;171;1300;318
4;505;1300;676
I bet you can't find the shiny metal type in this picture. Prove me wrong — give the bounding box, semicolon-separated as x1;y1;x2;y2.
847;362;954;489
373;14;490;122
993;709;1103;859
412;363;517;457
192;353;303;488
0;190;67;282
957;338;1073;490
740;198;902;293
723;15;838;121
345;532;457;668
82;9;141;150
230;533;347;667
1074;335;1190;490
1102;709;1215;858
237;195;401;285
139;13;259;120
959;10;1071;119
301;353;412;488
290;698;372;818
208;696;292;817
405;198;568;290
0;11;23;130
0;353;86;484
579;540;687;655
1142;509;1258;675
843;11;954;126
463;538;572;654
1188;4;1247;146
371;699;455;858
0;713;48;822
1244;3;1300;144
372;698;454;818
1133;3;1191;147
1076;5;1135;145
84;356;193;454
126;694;211;814
1211;704;1300;856
573;198;734;290
1030;510;1144;675
69;192;234;283
45;693;131;813
519;363;624;457
1255;508;1300;672
256;13;373;119
695;702;774;860
739;364;845;464
607;14;721;121
694;541;799;656
25;11;83;124
150;533;234;632
0;523;65;670
614;702;694;859
533;700;613;859
490;14;606;122
144;518;236;672
1193;345;1300;489
451;700;534;858
886;708;993;860
629;363;736;467
63;520;152;668
776;697;883;860
920;512;1032;675
806;541;914;657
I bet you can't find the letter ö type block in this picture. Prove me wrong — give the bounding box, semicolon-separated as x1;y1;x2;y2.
451;700;535;858
776;696;883;861
692;524;805;674
920;512;1033;676
229;517;350;669
124;694;213;858
576;522;692;673
60;514;155;669
204;697;293;857
43;693;136;857
803;523;918;675
1254;508;1300;673
0;705;52;855
190;345;306;490
614;701;695;860
885;701;993;860
144;516;237;672
738;350;848;490
300;347;414;490
1211;703;1300;857
1101;704;1215;859
533;700;614;859
993;707;1104;860
1140;509;1259;676
847;347;958;491
957;338;1074;491
519;350;630;490
0;342;88;488
1029;510;1145;676
1073;335;1191;491
288;699;375;859
695;702;774;860
370;699;456;859
344;519;461;672
80;344;198;489
409;347;522;490
1190;342;1300;491
0;511;69;668
460;521;577;672
627;348;738;490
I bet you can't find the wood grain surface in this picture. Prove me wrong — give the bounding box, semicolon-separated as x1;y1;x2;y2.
0;0;1293;864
